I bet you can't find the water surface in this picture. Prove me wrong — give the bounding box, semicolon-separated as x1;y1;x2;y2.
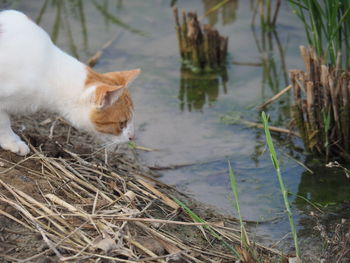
5;0;350;258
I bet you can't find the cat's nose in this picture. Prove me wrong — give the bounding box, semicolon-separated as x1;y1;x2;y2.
127;125;135;141
128;133;135;141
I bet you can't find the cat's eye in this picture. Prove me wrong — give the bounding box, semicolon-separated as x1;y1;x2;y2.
120;120;128;129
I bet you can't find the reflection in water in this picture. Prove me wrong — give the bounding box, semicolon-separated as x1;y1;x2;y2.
91;0;144;35
250;128;264;167
2;1;349;257
295;158;350;261
295;162;350;208
248;27;290;165
178;68;228;112
33;0;142;59
243;0;288;95
252;28;288;95
202;0;239;26
246;5;290;165
36;0;88;59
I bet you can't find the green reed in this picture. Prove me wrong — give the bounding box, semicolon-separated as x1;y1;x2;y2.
289;0;350;69
171;195;240;258
261;112;300;260
322;109;331;161
252;0;281;32
228;161;250;248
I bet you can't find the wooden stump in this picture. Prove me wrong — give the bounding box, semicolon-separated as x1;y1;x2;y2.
173;7;228;73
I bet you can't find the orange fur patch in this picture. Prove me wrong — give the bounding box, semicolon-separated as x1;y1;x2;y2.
94;84;123;107
85;67;140;87
85;67;137;136
85;67;119;87
90;89;133;135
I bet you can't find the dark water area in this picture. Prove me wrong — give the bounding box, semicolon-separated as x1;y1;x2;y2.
3;0;350;259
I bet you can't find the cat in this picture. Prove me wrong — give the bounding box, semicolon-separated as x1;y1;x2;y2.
0;10;140;156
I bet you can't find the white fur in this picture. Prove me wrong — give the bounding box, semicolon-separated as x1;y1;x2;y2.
0;10;133;155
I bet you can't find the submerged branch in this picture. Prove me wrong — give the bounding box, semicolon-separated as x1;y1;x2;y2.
86;33;122;67
257;85;292;109
241;119;300;137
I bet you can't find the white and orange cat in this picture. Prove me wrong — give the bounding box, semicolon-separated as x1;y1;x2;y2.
0;10;140;156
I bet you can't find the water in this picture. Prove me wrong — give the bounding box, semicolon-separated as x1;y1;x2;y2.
4;0;350;258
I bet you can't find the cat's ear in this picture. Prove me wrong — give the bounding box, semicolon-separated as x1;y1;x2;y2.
104;69;140;87
94;84;125;109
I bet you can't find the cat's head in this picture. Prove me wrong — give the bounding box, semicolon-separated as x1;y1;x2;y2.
83;67;140;146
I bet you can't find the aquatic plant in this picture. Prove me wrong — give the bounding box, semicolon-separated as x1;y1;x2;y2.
249;24;289;95
262;111;300;260
202;0;239;26
172;194;281;261
287;1;350;160
252;0;282;32
290;46;350;160
235;0;288;105
34;0;145;59
173;7;228;73
178;68;228;112
289;0;350;69
228;161;250;248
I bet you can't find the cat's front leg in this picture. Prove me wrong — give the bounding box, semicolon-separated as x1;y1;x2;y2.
0;111;30;156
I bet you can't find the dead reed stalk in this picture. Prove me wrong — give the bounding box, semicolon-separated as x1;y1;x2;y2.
290;46;350;160
173;7;228;73
0;145;280;262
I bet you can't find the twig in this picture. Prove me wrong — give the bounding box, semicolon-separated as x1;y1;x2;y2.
232;60;262;67
148;157;225;171
148;162;197;170
0;155;34;174
257;85;292;109
283;152;314;174
133;145;157;152
126;237;166;263
86;32;122;67
0;206;33;231
241;119;300;137
37;224;63;258
18;249;51;263
0;253;20;262
0;143;283;261
49;118;59;139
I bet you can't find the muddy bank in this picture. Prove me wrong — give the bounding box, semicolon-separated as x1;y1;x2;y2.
0;113;282;262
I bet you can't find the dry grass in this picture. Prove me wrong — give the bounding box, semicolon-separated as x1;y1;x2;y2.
290;46;350;160
0;123;282;262
312;212;350;263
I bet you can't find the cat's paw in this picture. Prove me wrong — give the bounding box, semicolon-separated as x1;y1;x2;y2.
0;138;30;156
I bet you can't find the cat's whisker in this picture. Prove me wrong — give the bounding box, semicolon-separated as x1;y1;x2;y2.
98;138;123;150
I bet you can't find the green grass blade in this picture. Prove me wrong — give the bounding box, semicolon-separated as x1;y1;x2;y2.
171;195;240;257
261;113;279;169
288;0;307;10
204;0;231;17
261;112;300;259
289;0;350;69
289;191;324;213
228;161;250;247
